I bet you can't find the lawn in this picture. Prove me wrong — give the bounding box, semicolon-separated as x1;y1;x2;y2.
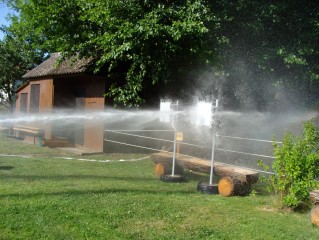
0;134;319;239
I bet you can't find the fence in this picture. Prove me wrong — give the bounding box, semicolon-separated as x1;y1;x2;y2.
104;129;277;174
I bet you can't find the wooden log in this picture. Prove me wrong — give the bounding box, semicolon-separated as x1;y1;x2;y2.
311;205;319;227
151;152;259;185
155;163;165;177
310;190;319;205
218;176;251;197
154;162;184;177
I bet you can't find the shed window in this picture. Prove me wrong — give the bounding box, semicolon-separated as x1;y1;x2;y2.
20;93;28;112
30;84;40;113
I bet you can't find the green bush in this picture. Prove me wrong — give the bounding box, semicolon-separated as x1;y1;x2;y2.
262;122;319;209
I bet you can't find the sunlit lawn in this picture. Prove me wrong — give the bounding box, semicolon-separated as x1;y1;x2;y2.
0;134;319;239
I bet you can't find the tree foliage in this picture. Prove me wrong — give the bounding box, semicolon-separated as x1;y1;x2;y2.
5;0;221;106
218;0;319;110
1;0;319;108
0;32;43;111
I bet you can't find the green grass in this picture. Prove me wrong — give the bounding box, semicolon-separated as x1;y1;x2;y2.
0;135;319;239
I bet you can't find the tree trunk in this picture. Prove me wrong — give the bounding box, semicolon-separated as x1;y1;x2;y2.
154;162;184;177
218;176;251;197
311;205;319;227
310;190;319;205
151;152;259;185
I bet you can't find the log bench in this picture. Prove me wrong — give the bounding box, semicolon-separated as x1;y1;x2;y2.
12;125;44;145
151;152;259;196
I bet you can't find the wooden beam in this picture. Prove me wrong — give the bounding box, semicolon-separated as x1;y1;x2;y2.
151;152;259;185
13;127;42;135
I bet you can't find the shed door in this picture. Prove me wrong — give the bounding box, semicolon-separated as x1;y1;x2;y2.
74;88;86;145
20;93;28;113
30;84;40;113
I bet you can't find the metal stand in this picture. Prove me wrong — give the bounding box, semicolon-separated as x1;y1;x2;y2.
197;99;219;194
172;131;177;176
160;104;185;183
209;99;218;185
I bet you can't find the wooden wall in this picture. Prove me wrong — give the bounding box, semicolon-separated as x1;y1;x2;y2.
16;75;106;152
16;79;54;113
16;79;54;140
83;79;105;152
53;75;106;152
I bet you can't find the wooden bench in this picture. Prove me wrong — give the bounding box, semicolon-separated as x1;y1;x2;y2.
43;137;73;148
0;125;10;135
12;125;44;145
151;152;259;196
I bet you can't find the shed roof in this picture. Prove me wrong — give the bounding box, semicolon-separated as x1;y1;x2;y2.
23;53;93;79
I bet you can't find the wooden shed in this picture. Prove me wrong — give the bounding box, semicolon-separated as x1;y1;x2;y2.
15;53;106;153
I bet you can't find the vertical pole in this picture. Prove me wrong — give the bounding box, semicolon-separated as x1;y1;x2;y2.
176;142;181;154
172;131;177;176
209;99;219;185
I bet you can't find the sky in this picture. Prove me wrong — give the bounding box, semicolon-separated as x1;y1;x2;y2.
0;2;12;40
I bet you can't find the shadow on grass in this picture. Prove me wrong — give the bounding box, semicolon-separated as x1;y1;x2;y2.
0;166;14;170
1;168;211;182
0;185;198;199
1;174;159;182
184;170;220;183
0;169;219;199
0;169;217;189
0;172;205;198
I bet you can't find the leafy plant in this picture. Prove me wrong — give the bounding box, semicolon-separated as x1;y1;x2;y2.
261;122;319;209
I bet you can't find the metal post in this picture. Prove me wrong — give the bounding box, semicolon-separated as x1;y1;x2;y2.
171;131;177;176
209;99;219;185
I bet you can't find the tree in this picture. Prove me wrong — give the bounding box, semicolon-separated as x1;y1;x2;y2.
218;0;319;110
3;0;319;108
6;0;223;106
0;30;44;111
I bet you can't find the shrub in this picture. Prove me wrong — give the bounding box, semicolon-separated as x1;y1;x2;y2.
263;122;319;209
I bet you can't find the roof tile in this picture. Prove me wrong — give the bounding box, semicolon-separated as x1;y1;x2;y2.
23;53;93;79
